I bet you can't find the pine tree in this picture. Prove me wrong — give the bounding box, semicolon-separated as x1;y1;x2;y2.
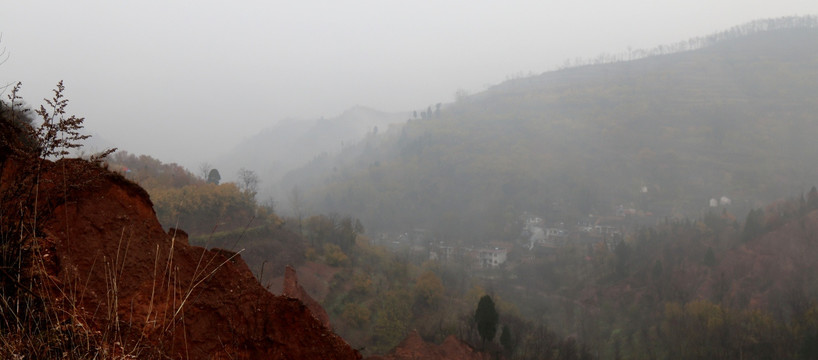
742;208;764;242
207;168;221;185
500;324;513;355
808;186;818;210
475;295;499;347
704;247;716;267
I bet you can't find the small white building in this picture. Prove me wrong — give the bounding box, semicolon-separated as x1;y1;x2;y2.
477;247;508;268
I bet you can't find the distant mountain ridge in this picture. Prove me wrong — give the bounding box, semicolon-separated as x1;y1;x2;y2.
215;105;409;200
281;20;818;241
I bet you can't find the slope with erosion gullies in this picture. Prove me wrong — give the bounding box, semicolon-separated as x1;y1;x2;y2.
284;25;818;241
0;154;360;359
217;105;409;199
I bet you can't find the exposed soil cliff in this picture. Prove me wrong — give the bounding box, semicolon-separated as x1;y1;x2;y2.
2;157;360;359
283;265;332;329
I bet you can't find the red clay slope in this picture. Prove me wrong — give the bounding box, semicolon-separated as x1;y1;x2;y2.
283;265;332;329
12;158;360;359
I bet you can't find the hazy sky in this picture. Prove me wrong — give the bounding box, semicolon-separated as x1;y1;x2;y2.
2;1;817;169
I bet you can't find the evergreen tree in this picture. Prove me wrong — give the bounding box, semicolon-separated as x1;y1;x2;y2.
500;324;513;355
207;168;221;185
808;186;818;211
475;295;499;346
704;247;716;267
614;241;631;279
742;208;764;242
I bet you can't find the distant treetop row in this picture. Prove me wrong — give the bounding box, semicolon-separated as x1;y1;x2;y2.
526;15;818;76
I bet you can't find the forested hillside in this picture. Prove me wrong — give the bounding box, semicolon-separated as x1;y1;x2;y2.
282;20;818;243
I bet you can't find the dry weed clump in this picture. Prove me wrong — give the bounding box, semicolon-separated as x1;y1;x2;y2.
0;81;153;358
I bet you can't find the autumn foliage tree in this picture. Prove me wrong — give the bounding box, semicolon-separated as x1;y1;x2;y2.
151;182;257;235
372;289;412;354
413;270;444;308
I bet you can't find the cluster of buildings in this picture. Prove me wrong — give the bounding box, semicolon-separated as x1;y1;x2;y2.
373;208;647;270
373;229;510;269
432;244;508;269
522;212;626;252
709;196;732;208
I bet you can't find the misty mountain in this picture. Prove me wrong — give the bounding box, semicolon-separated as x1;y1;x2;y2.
282;21;818;242
214;105;409;200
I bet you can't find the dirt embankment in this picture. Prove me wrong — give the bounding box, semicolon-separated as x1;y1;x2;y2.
8;158;360;359
283;264;332;329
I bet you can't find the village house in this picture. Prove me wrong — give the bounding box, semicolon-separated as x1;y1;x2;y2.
476;247;508;269
433;243;509;269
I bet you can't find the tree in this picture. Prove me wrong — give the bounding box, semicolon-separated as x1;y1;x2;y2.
808;186;818;211
341;302;371;328
323;243;349;266
475;295;499;346
151;182;256;235
500;324;513;355
288;185;306;235
237;167;259;199
614;241;631;279
260;195;277;214
198;162;213;180
373;290;412;353
742;208;764;242
703;247;716;267
414;270;444;308
207;168;221;185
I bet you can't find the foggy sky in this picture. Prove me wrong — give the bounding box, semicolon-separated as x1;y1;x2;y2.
1;1;816;171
